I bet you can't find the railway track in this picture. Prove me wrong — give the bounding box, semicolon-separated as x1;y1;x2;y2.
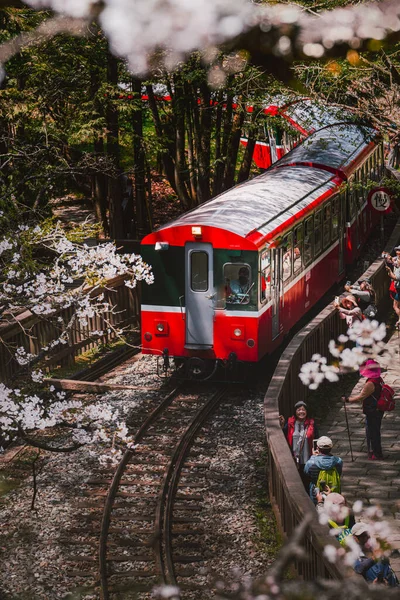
60;382;229;599
98;384;229;598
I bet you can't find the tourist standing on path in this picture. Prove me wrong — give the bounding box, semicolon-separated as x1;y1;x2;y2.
280;401;319;488
346;359;384;460
304;436;343;503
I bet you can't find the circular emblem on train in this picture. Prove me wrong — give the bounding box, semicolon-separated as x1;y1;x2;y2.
368;187;392;213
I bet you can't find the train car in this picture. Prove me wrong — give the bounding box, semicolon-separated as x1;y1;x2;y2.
240;98;353;170
141;120;385;378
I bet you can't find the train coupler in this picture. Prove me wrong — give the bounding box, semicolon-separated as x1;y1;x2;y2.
162;348;170;373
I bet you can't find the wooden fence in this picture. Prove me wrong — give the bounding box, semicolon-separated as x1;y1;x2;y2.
0;275;140;383
264;217;400;580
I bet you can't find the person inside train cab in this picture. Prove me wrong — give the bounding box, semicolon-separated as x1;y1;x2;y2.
229;266;251;296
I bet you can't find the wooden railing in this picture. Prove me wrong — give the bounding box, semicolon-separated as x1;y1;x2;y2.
264;217;400;580
0;275;140;383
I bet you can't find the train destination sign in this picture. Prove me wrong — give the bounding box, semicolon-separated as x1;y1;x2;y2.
368;187;393;213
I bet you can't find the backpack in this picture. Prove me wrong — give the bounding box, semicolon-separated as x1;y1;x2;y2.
377;383;395;412
371;379;396;412
328;519;352;547
316;467;341;494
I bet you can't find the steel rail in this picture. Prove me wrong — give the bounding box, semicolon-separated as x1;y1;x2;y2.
98;383;184;600
155;386;230;586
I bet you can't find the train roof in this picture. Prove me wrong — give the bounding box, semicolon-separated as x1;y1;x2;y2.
159;166;337;240
282;100;357;133
157;122;376;244
276;122;376;174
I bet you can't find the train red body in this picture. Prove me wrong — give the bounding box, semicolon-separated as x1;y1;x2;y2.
141;112;385;377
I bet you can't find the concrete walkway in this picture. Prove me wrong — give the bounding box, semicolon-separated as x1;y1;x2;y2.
322;328;400;574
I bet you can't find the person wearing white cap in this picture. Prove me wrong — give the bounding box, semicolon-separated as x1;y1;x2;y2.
351;522;399;586
304;436;343;504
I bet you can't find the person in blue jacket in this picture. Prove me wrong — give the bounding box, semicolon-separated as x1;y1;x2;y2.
303;436;343;503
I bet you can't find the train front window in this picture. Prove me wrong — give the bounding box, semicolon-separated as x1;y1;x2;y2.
224;263;251;304
190;251;208;292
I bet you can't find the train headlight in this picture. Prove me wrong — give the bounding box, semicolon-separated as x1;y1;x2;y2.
154;320;169;335
144;332;152;342
230;324;245;340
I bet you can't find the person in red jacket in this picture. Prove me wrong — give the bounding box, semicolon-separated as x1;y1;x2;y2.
280;401;319;487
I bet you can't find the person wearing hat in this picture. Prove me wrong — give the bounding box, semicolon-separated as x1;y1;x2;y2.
386;247;400;328
304;436;343;503
346;359;384;460
334;294;363;327
320;493;355;546
344;279;376;316
351;522;399;586
280;401;319;486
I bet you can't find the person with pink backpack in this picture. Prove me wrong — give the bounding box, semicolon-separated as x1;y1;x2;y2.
345;359;395;460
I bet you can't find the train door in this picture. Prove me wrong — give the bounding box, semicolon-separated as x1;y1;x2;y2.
185;242;214;348
271;247;282;340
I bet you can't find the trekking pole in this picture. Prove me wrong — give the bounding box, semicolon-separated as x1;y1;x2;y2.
342;395;354;462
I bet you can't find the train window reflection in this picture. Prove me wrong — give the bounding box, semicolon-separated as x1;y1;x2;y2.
224;263;251;305
260;250;271;303
323;202;331;249
331;197;339;239
282;233;292;282
294;225;303;274
314;210;322;255
190;251;208;292
304;216;313;266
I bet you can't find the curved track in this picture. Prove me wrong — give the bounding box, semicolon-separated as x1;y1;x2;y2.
99;384;229;599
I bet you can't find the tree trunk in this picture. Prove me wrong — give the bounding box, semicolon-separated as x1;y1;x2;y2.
132;77;147;237
93;138;109;236
184;81;198;203
106;52;124;239
90;66;109;236
146;84;177;193
237;107;258;184
223;103;245;191
215;90;234;195
197;81;212;203
212;91;224;197
171;74;191;208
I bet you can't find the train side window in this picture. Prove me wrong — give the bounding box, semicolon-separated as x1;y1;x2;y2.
260;250;271;303
190;251;208;292
293;225;303;274
314;210;322;256
347;178;356;219
331;196;339;239
304;216;313;266
224;263;251;305
282;232;293;282
323;202;331;249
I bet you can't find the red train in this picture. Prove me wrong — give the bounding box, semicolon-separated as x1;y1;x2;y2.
141;115;385;378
